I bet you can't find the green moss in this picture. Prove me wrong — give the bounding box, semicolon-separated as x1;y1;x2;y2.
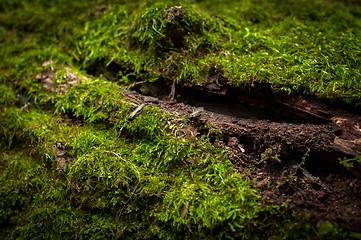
2;0;360;104
0;102;321;238
0;85;17;106
73;0;361;105
76;1;221;84
1;0;360;239
55;79;127;123
339;155;361;169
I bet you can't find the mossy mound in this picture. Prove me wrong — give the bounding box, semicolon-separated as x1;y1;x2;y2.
75;0;361;105
76;2;221;85
0;68;316;239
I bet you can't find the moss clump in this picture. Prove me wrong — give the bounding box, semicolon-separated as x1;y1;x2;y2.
76;2;221;84
131;3;217;52
194;0;361;105
0;67;320;238
0;85;17;106
75;0;361;105
0;103;306;238
55;79;127;123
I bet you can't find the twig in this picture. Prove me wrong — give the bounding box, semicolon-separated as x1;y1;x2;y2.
180;107;204;127
169;79;176;100
118;103;145;137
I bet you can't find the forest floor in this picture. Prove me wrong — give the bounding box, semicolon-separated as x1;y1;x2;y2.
1;0;361;239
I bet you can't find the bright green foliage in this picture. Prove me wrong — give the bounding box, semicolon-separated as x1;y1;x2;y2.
0;105;316;238
199;0;361;104
0;85;17;106
0;74;320;238
75;0;361;105
1;0;360;239
76;1;221;83
339;155;361;169
203;0;361;105
55;79;126;122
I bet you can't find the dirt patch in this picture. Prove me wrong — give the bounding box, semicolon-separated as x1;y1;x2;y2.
123;81;361;232
258;164;361;231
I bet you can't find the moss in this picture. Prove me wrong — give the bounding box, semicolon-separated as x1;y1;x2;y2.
0;85;17;106
0;97;320;238
2;0;360;104
73;0;361;105
339;155;361;169
55;79;127;123
1;0;360;239
76;1;222;84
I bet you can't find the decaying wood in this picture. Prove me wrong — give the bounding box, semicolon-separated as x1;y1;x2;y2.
122;89;361;173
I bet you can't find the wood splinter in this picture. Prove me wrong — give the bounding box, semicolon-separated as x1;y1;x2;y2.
118;103;145;137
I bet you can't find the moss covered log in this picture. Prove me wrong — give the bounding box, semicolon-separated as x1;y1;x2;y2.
1;0;360;239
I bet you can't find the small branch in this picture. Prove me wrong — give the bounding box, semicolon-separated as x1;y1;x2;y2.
118;103;145;137
169;79;176;100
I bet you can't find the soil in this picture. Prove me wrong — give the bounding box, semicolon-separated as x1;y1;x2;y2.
125;81;361;232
